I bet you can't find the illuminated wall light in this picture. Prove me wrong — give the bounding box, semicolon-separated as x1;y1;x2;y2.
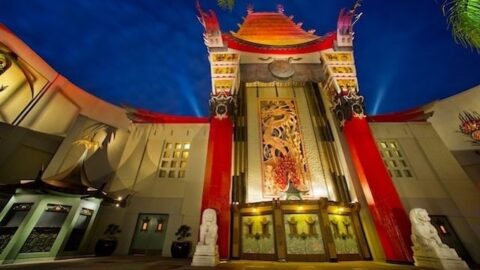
117;196;122;201
298;206;304;211
252;208;258;213
440;225;447;235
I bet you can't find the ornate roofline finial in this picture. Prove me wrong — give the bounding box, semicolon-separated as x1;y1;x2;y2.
247;4;254;14
277;4;285;14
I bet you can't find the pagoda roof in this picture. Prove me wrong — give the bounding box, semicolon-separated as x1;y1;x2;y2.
231;11;319;46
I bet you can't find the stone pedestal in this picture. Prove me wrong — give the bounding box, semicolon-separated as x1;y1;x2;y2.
191;244;219;267
413;245;469;269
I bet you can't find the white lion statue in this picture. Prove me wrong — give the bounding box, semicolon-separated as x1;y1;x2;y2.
409;208;468;269
198;208;218;246
410;208;448;249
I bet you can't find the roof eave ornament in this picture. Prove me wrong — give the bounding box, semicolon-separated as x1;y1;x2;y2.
336;0;363;49
196;0;224;48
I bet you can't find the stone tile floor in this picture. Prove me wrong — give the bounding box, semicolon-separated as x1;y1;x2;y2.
0;256;433;270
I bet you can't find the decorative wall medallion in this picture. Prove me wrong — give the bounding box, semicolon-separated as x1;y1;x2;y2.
259;99;312;199
459;111;480;144
210;92;235;120
268;59;295;79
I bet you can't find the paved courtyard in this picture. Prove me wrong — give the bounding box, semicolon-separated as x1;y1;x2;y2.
0;256;429;270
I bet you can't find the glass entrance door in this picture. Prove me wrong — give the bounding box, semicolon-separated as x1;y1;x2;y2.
130;214;168;255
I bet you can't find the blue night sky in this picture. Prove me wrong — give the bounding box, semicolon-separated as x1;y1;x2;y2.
1;0;479;116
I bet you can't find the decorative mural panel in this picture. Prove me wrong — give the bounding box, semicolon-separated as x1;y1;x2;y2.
328;214;359;254
0;42;49;124
284;214;324;255
241;215;275;254
259;99;312;199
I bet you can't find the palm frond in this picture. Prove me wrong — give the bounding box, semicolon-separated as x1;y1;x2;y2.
442;0;480;51
217;0;235;11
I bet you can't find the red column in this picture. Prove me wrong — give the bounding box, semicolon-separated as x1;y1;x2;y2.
201;117;233;259
343;117;413;263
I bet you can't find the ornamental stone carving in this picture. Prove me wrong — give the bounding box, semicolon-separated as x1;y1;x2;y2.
191;208;219;266
410;208;468;269
209;92;235;120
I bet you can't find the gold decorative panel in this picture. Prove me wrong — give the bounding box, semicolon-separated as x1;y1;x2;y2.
328;214;359;255
241;215;275;254
259;99;312;199
322;52;353;63
284;214;325;255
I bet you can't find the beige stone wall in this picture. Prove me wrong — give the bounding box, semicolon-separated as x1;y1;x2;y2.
428;85;480;189
85;123;209;256
370;121;480;262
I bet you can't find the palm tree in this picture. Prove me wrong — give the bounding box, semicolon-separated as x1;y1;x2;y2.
217;0;235;10
442;0;480;51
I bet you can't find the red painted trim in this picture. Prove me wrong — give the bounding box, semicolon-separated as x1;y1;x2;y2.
223;33;336;54
343;117;413;263
368;107;432;123
0;24;13;33
128;109;209;124
201;118;233;259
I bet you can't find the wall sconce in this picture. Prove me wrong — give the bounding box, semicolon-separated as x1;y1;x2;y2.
141;217;150;231
156;219;164;232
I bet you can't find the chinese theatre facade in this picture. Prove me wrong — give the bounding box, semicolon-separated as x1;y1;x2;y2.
198;4;410;263
0;3;479;266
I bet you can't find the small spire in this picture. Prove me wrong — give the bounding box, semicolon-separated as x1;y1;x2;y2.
277;4;284;14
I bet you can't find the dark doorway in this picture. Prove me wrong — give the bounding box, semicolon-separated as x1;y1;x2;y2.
429;215;474;266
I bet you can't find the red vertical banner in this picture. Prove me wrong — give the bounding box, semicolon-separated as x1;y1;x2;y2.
343;117;413;263
201;117;233;259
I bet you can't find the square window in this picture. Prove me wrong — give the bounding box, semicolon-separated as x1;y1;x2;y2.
182;151;189;159
178;170;185;178
170;161;177;168
388;160;397;167
184;143;191;150
386;151;394;158
175;143;182;150
163;151;171;158
389;142;397;148
404;170;412;177
159;170;167;178
394;170;402;177
380;142;387;148
168;171;176;178
166;143;173;150
180;161;187;169
161;161;169;168
394;150;402;157
174;151;181;158
400;160;407;167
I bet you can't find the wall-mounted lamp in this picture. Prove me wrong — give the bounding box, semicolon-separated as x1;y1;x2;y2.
156;219;164;232
141;217;150;231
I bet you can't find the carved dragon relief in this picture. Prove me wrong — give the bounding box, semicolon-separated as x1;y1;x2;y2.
259;99;312;199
